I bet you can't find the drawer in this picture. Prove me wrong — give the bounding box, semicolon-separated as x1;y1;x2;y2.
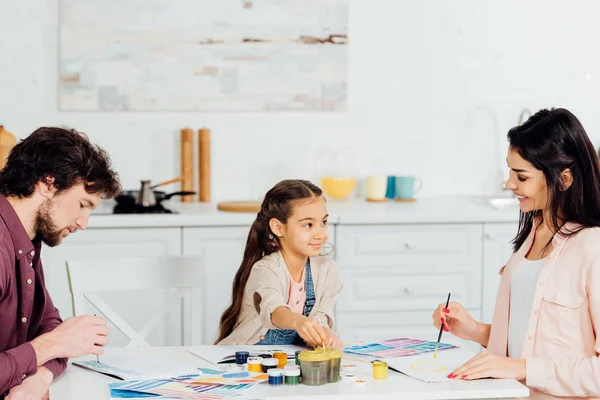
336;224;483;269
337;309;482;352
337;269;481;312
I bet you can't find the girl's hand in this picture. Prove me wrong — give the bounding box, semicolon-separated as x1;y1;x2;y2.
293;316;329;347
449;350;526;380
322;326;343;349
432;301;480;341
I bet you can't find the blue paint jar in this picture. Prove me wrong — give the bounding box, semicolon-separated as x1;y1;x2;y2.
235;351;249;365
268;368;284;385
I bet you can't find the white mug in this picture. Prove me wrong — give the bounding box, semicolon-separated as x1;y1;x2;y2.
366;175;387;200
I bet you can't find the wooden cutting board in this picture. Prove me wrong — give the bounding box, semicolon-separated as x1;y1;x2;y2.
0;126;16;169
217;200;262;213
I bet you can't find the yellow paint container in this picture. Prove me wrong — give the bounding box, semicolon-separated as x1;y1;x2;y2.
248;357;263;373
373;361;388;379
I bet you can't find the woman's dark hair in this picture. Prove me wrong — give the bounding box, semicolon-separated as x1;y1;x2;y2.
216;179;323;343
509;108;600;251
0;127;121;198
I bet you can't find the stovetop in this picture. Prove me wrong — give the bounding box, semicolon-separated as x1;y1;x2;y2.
112;204;176;214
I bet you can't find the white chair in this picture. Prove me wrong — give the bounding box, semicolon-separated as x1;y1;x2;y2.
66;256;204;347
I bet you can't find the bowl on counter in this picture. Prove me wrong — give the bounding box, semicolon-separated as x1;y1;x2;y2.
320;177;356;200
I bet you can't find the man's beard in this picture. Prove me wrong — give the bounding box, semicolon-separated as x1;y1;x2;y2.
35;199;65;247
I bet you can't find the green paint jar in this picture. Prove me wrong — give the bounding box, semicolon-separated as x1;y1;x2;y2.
284;365;301;385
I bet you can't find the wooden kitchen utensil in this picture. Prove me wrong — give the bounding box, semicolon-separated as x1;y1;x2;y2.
180;128;195;202
198;127;211;202
151;176;184;189
0;126;16;170
217;200;261;213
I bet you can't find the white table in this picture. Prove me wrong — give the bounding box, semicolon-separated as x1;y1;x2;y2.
50;347;529;399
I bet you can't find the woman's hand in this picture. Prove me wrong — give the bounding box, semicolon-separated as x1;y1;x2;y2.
449;350;526;381
432;301;481;341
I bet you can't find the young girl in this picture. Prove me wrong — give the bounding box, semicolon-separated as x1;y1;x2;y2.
432;108;600;398
216;179;343;348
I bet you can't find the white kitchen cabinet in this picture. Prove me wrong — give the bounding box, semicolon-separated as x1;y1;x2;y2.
335;223;483;347
336;223;482;269
481;223;519;323
182;227;250;344
336;224;483;308
41;227;182;346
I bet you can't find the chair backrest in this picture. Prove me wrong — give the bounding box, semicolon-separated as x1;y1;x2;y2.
66;256;204;347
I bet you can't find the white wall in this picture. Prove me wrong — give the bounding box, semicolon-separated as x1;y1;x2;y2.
1;0;600;200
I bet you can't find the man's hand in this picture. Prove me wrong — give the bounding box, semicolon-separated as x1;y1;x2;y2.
51;315;109;358
6;367;53;400
31;315;109;363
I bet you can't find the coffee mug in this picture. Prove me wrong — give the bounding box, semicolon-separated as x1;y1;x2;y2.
385;176;396;200
366;175;387;200
395;176;422;199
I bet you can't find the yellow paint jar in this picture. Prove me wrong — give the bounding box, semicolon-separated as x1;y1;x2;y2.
273;352;287;368
373;361;388;379
248;357;263;373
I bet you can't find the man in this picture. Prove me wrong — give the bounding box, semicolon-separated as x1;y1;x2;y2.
0;127;121;399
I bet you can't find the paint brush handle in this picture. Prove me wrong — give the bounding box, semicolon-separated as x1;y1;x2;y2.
94;313;100;363
436;293;452;344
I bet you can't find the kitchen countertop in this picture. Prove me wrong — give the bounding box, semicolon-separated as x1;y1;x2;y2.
87;196;520;228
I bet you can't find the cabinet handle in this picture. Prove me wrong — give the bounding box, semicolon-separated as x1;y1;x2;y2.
485;233;495;240
404;241;416;250
404;287;415;295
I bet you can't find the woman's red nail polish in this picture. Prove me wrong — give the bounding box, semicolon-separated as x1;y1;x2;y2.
447;373;454;378
441;318;445;324
444;326;449;332
462;375;468;379
443;308;450;313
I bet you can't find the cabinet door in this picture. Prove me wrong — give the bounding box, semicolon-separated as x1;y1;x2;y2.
41;228;182;346
336;224;483;269
482;223;519;323
336;224;483;312
182;227;249;344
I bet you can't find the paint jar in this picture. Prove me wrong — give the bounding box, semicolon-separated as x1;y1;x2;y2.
298;349;329;386
268;368;284;385
273;352;287;368
284;365;301;385
373;361;388;379
328;349;343;382
262;358;279;373
258;353;272;359
295;350;302;366
235;351;249;365
248;357;263;373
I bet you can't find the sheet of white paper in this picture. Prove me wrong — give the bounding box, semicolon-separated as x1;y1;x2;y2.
188;344;308;364
73;356;199;380
386;348;477;383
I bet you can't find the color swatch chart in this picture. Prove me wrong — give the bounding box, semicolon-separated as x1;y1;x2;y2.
344;338;456;360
